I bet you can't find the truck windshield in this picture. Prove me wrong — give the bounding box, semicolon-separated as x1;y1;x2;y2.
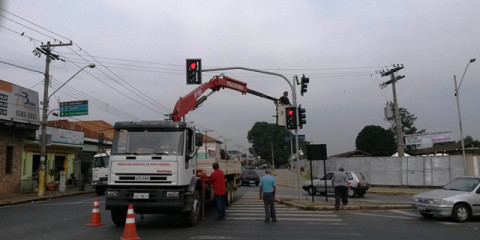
93;156;109;168
112;129;184;156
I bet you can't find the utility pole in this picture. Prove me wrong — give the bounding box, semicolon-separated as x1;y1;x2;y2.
380;64;405;157
37;41;72;197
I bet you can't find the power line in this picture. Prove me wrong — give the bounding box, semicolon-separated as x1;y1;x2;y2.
0;59;43;74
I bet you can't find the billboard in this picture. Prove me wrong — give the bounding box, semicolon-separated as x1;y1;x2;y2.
0;80;40;125
405;132;453;145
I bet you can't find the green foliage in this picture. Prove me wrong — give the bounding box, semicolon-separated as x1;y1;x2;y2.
356;125;396;156
247;122;309;167
386;107;426;152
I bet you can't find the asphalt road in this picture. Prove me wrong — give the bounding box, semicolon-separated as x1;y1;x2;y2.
1;186;479;239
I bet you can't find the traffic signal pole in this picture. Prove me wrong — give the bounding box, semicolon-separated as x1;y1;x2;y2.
202;67;302;200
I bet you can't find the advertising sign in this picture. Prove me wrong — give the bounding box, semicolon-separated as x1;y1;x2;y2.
405;132;453;145
60;100;88;117
0;80;40;125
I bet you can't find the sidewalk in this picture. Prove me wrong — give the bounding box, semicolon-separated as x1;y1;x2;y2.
0;185;95;207
271;168;432;211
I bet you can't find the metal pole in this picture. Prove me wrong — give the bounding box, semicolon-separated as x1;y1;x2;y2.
271;141;274;169
454;75;466;171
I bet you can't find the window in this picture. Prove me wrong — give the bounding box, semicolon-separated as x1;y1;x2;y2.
5;146;13;174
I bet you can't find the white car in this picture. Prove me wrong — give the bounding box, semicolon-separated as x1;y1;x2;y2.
412;176;480;222
302;171;370;198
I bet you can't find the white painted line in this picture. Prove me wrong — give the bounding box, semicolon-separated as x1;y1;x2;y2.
227;213;338;217
225;217;343;222
347;212;415;220
389;209;420;217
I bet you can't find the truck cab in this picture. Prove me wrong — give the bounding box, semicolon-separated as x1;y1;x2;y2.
91;151;110;195
105;120;204;226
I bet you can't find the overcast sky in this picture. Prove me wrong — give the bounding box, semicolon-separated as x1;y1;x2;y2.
1;0;479;156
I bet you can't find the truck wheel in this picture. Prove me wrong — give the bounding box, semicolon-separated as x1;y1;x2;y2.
95;186;106;195
225;180;232;207
111;209;127;226
184;190;201;227
228;180;234;205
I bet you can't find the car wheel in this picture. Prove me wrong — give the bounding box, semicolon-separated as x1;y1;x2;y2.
420;213;433;218
356;191;365;197
307;186;317;196
347;188;356;198
452;203;470;222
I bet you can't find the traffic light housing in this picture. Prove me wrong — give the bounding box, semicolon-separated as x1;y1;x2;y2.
298;105;306;129
186;59;202;84
286;107;297;130
300;75;309;96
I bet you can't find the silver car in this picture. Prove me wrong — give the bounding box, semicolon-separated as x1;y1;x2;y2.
412;176;480;222
302;171;370;198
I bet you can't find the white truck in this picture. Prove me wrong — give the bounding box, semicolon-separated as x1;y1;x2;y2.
91;151;110;195
105;75;274;226
105;120;241;226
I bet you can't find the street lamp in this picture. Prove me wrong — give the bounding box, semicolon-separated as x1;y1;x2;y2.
38;63;95;197
454;58;476;168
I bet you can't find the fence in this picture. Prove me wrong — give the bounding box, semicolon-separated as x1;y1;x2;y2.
309;155;479;187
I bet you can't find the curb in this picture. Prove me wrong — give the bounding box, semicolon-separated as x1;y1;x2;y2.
275;198;411;211
0;190;95;207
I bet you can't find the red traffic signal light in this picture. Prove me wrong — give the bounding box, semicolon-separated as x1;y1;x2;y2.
186;59;202;84
285;107;297;130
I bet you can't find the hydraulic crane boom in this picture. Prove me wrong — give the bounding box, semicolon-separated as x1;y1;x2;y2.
172;75;277;122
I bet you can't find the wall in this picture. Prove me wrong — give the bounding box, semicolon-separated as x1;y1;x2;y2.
0;128;24;194
310;155;474;187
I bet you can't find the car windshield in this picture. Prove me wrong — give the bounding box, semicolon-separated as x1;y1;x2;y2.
442;178;480;192
242;171;258;177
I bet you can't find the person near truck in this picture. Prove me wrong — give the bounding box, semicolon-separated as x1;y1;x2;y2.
209;162;226;220
259;169;277;223
279;91;291;105
332;167;350;210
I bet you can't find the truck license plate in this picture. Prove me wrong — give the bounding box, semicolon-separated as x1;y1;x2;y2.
133;193;149;199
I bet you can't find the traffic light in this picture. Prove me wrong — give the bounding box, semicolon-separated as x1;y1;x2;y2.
300;75;309;96
298;105;306;129
186;59;202;84
285;107;297;130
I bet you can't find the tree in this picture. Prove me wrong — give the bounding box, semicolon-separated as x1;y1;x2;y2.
386;107;426;152
356;125;396;156
247;122;305;167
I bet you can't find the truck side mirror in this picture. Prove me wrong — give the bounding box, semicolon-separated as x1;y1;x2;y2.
195;133;203;147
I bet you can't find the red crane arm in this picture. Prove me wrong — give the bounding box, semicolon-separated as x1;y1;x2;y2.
172;76;247;122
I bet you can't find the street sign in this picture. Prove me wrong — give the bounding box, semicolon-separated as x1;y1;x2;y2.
60;100;88;117
284;134;305;142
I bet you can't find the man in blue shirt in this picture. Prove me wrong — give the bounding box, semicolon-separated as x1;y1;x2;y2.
259;169;276;223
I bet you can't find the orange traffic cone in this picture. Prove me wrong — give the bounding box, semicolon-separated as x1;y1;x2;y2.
121;204;140;240
87;198;104;226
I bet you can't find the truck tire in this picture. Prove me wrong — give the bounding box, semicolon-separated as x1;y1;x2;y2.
111;209;127;226
225;180;232;207
183;190;201;227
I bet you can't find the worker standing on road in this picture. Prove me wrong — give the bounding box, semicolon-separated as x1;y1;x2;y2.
259;169;277;223
332;167;350;210
209;162;226;220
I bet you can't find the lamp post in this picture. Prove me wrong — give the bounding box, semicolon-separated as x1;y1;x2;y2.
38;64;95;197
454;58;476;168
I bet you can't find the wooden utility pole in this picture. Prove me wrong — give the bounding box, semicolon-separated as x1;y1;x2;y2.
380;64;405;157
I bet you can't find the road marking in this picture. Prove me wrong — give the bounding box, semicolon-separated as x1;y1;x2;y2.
389;209;420;217
225;217;343;222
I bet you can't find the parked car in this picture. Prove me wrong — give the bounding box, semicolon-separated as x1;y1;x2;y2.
302;171;370;198
241;170;260;186
411;176;480;222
